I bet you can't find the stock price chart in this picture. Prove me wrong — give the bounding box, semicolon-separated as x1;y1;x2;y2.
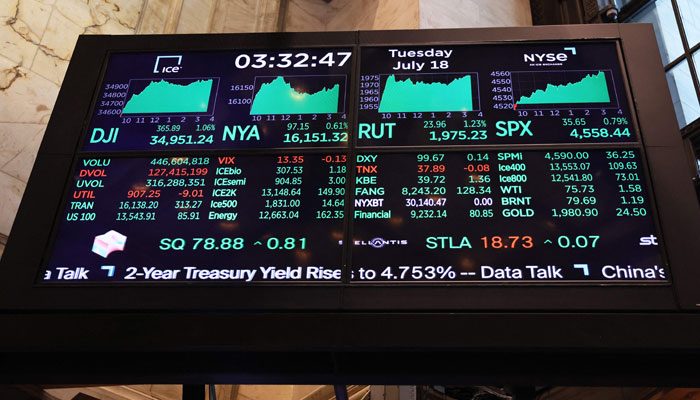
358;42;634;146
85;48;353;151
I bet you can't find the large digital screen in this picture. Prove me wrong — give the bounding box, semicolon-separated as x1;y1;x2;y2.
358;42;635;146
44;153;346;282
351;149;664;283
39;40;668;286
85;48;353;151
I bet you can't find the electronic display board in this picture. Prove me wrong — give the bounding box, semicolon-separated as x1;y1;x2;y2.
351;149;664;283
358;42;635;146
4;26;700;384
44;153;346;282
42;148;665;284
85;48;353;151
36;39;668;286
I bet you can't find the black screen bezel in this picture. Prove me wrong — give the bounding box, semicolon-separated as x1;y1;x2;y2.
1;26;697;314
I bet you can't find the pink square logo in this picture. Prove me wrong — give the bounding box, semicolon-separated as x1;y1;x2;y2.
92;230;127;258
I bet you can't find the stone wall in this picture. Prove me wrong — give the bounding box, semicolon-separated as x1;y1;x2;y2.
0;0;144;243
420;0;532;28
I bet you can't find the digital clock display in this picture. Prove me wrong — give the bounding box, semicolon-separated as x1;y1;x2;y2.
39;41;668;286
85;48;353;151
232;51;351;70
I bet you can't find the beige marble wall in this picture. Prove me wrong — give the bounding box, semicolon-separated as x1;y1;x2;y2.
0;0;145;240
282;0;531;32
139;0;283;35
284;0;420;31
420;0;532;28
176;0;216;33
139;0;183;33
210;0;282;33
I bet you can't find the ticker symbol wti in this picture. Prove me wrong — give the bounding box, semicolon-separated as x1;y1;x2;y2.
90;128;119;144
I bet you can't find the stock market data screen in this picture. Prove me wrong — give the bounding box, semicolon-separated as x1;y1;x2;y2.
358;42;634;146
85;48;353;151
39;41;668;285
45;154;347;282
350;149;664;283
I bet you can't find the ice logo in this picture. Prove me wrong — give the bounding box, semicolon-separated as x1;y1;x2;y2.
92;230;127;258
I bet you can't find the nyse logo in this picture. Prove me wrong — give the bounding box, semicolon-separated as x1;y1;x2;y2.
523;47;576;64
153;55;182;73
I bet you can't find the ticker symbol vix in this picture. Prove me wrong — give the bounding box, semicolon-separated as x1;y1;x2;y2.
92;230;127;258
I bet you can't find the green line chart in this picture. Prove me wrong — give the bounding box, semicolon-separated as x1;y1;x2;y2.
377;73;478;113
122;78;218;115
250;75;346;115
511;70;618;110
